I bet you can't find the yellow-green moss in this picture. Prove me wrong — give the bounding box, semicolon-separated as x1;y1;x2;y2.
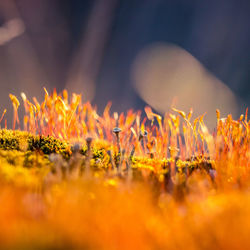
0;129;70;157
0;129;215;180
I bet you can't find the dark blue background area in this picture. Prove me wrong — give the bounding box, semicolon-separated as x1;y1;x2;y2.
61;0;250;112
0;0;249;117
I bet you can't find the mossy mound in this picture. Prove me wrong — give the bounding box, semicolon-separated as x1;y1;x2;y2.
0;129;70;156
0;129;215;182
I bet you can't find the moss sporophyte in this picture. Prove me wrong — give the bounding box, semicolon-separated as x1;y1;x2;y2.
3;90;248;182
0;89;248;249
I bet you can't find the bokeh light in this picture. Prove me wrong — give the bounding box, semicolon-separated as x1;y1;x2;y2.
132;43;238;129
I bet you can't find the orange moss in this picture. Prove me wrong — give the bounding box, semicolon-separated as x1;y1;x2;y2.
0;89;247;249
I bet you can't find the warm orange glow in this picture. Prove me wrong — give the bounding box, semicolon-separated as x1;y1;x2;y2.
0;89;249;249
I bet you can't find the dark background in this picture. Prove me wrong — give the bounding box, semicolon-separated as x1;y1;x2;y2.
0;0;249;127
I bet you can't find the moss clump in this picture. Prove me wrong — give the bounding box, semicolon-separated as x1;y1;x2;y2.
0;129;71;158
28;135;70;159
0;129;25;150
0;129;215;182
0;149;26;166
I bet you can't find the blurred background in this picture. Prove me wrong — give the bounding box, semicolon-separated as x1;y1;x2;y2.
0;0;249;129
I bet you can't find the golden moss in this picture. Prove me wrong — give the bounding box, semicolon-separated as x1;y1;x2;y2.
0;89;247;249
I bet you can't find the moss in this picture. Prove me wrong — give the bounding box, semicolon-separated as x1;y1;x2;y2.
0;129;70;158
23;151;51;168
28;135;71;159
132;155;214;176
80;145;105;161
0;149;25;166
0;129;215;181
